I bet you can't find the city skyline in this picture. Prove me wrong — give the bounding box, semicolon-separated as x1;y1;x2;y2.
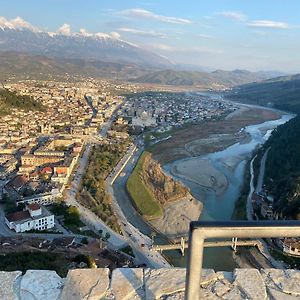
1;0;300;72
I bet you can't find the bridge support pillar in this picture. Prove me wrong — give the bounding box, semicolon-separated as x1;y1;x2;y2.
180;237;185;256
232;237;238;252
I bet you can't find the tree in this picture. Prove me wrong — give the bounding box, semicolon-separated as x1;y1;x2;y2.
104;232;111;241
81;237;88;245
65;206;81;225
86;255;97;268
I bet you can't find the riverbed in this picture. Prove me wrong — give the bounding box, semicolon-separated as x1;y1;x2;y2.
163;111;293;270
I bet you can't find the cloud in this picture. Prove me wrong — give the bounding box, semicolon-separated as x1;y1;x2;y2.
196;34;214;39
0;16;39;31
248;20;290;29
57;23;71;35
118;8;192;25
149;43;223;54
118;27;167;38
110;31;120;39
79;28;93;37
150;43;175;51
215;11;247;21
55;24;120;40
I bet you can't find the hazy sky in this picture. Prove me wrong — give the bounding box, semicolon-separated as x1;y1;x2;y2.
1;0;300;72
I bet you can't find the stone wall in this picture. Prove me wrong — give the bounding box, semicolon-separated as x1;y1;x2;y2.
1;267;300;299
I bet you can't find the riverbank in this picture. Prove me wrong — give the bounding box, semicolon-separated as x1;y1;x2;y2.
126;152;202;238
155;102;293;269
169;158;228;196
149;195;202;238
149;106;280;164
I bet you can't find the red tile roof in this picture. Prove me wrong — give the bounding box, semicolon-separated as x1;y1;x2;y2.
40;167;52;174
27;203;41;211
6;211;31;222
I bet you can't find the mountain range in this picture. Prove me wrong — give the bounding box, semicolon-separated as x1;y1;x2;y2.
0;26;289;88
0;51;148;80
0;27;172;69
131;69;284;88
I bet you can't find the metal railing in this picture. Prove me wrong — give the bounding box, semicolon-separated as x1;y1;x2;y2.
185;220;300;300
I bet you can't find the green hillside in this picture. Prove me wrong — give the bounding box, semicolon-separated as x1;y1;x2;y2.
0;88;44;115
262;116;300;219
226;74;300;113
132;69;270;87
0;51;146;80
228;74;300;219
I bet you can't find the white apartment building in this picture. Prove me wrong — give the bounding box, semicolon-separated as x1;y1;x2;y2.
5;203;55;233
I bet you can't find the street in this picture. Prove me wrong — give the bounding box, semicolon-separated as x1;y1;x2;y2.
105;140;170;267
64;143;127;249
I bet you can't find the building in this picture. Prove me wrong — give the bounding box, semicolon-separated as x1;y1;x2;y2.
18;189;61;206
260;203;274;219
5;203;55;233
0;157;17;179
21;154;63;167
132;111;157;128
283;238;300;257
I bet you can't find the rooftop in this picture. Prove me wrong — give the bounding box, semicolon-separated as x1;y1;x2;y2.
5;210;31;223
26;203;41;211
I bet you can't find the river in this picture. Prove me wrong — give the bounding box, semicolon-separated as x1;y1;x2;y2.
163;110;293;270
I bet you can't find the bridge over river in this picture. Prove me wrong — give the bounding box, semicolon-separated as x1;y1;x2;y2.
151;237;260;256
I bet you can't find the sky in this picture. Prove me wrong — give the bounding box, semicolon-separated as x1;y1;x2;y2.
1;0;300;72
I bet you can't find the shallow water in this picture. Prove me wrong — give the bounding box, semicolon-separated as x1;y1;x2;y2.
163;112;293;270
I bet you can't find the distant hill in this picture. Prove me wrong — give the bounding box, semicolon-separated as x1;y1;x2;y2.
226;74;300;113
0;52;284;87
131;69;277;88
0;88;44;115
0;51;148;80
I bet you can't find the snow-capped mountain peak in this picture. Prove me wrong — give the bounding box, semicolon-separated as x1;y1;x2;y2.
0;16;172;68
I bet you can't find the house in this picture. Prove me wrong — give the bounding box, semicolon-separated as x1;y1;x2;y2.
261;203;274;219
51;166;69;184
5;203;55;233
283;238;300;257
17;189;61;206
29;171;39;182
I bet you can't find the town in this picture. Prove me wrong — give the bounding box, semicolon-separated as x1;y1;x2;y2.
0;78;237;244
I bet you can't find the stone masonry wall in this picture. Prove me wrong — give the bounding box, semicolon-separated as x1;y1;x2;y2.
1;267;300;299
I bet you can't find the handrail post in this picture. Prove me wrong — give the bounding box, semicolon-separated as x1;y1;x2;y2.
185;228;204;300
184;220;300;300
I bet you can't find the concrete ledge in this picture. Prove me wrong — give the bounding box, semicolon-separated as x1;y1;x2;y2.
0;268;300;299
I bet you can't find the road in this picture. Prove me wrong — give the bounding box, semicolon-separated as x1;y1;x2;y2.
0;205;17;236
246;155;256;221
107;143;136;185
256;147;271;193
246;150;286;269
105;143;170;267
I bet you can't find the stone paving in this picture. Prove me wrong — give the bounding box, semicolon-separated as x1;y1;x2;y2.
1;268;300;299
